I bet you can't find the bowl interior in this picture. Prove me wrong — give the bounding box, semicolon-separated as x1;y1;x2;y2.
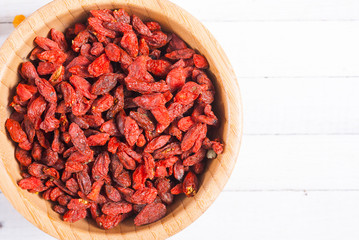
0;0;241;239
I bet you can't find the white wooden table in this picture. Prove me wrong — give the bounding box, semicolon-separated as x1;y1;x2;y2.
1;0;359;239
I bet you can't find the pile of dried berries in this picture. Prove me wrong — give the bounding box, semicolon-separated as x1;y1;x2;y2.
5;9;223;229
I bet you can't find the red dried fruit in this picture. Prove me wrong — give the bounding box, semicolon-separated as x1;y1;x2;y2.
88;17;116;38
165;48;195;60
39;103;60;133
131;187;157;204
143;31;167;48
151;106;171;126
166;66;186;91
95;214;124;230
18;176;45;192
193;54;209;69
92;152;110;181
177;116;195;132
114;9;130;23
103;21;132;33
102;201;132;215
153;142;182;159
16;84;37;102
69;75;97;99
31;141;43;161
20;62;39;83
144;135;171;153
132;164;147;190
171;183;183;195
35;36;60;50
91;93;114;113
67;198;90;210
72;91;93;116
66;178;80;193
100;119;120;137
91;9;115;22
167;33;187;52
63;209;87;223
90;42;104;56
124;116;142;146
105;184;122;202
15;147;32;167
174;81;201;105
134;202;166;226
76;169;92;195
87;180;104;201
129;110;155;131
49;65;65;86
125;77;169;94
136;134;146;147
104;43;122;62
132;15;152;36
132;93;165;110
183;148;206;166
61;82;76;107
35;78;57;103
145;21;161;32
116;150;136;170
121;31;138;58
53;205;67;214
88;54;112;77
87;133;110;146
69;123;92;156
183;171;198;197
37;50;67;64
50;28;68;51
147;59;171;76
139;38;150;56
5;118;27;143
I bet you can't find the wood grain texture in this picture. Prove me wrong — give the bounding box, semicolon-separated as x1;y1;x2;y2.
225;135;359;191
0;0;242;239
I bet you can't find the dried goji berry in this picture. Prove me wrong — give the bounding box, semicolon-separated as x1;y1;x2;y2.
182;171;198;197
35;78;57;103
5;119;27;143
132;15;152;36
69;123;92;156
121;31;138;58
63;209;87;223
134;202;166;226
35;36;60;51
102;201;132;215
88;17;116;38
104;43;122;62
124;116;141;147
88;54;112;77
50;28;68;51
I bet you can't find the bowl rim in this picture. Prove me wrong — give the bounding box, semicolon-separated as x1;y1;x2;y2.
0;0;243;239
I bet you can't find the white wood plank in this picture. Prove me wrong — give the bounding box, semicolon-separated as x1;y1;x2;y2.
1;0;359;22
225;135;359;191
204;21;359;78
241;77;359;134
171;191;359;240
1;191;359;240
0;192;54;240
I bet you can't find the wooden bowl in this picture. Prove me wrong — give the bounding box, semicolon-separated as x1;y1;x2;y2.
0;0;242;239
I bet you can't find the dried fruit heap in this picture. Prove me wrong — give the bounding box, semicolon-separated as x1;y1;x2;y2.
5;9;223;229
